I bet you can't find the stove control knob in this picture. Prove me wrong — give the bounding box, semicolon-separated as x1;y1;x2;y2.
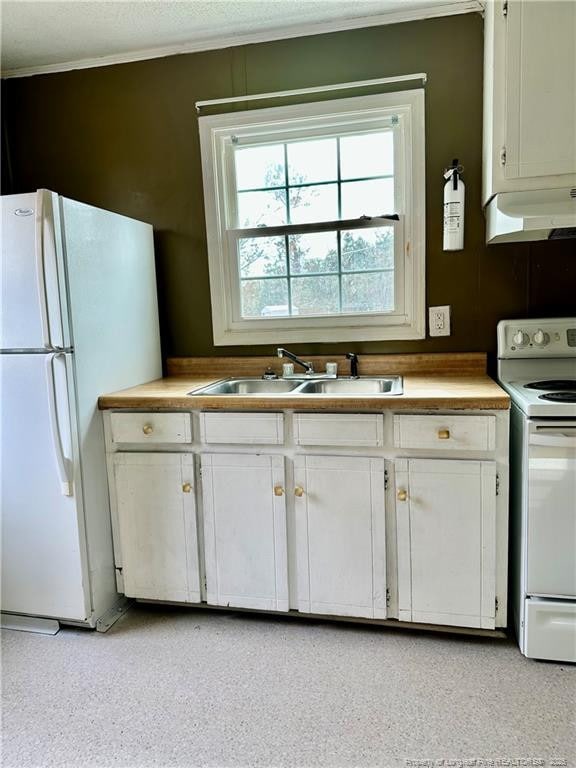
533;329;550;346
513;330;529;347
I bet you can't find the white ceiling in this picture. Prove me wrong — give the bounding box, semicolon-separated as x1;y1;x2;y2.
1;0;480;78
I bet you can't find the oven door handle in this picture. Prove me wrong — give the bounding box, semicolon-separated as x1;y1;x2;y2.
530;431;576;448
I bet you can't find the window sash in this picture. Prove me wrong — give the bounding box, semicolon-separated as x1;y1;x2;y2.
226;128;403;322
233;128;396;231
224;121;405;231
226;217;405;325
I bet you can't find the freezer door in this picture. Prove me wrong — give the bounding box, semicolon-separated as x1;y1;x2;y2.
0;353;89;620
1;191;66;350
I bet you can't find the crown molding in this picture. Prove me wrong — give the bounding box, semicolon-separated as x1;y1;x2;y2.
1;1;484;80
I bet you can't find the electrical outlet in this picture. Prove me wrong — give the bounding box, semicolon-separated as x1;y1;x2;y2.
429;305;451;337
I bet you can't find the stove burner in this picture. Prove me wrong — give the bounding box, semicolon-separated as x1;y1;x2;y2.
525;380;576;391
538;392;576;403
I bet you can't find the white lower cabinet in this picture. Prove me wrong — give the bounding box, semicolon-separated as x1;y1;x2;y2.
293;455;387;619
201;453;289;612
113;453;201;603
395;458;497;629
105;408;507;633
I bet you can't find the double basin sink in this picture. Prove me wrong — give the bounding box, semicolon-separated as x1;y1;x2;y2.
188;376;403;397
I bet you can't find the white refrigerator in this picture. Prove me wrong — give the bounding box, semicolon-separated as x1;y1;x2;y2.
1;189;161;631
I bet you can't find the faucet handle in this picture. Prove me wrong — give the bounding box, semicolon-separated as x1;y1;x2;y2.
345;352;359;378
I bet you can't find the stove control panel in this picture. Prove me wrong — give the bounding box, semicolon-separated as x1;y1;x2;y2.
498;318;576;358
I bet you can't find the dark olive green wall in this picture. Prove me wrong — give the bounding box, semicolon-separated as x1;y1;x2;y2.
2;13;575;361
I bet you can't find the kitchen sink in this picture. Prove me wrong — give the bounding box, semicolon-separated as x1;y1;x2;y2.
188;378;306;395
188;376;403;396
297;377;403;395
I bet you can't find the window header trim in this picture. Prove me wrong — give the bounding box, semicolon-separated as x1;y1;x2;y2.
195;73;427;113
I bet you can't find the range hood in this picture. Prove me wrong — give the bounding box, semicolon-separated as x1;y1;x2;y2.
486;187;576;244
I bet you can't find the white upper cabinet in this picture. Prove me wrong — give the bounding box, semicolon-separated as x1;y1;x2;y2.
483;0;576;202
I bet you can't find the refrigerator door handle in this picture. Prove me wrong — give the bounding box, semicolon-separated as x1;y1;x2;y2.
35;190;52;349
45;353;72;496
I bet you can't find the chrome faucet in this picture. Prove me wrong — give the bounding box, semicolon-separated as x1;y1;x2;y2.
276;347;314;375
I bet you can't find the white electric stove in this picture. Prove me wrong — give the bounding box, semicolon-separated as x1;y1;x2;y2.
497;318;576;663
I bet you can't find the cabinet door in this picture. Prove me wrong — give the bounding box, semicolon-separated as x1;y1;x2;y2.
294;456;386;619
113;453;200;602
395;459;496;629
201;453;288;611
504;0;576;180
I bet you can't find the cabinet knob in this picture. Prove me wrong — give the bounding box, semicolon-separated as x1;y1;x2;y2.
397;489;408;502
142;424;154;435
437;429;450;440
182;482;192;493
274;485;285;497
294;486;305;497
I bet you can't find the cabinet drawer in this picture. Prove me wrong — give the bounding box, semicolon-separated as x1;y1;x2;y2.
200;412;284;444
294;413;384;447
525;599;576;663
110;412;192;444
393;415;495;451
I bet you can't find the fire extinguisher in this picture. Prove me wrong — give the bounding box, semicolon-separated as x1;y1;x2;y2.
443;159;465;251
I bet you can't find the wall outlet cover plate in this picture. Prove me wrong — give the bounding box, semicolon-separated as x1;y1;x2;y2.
429;305;451;337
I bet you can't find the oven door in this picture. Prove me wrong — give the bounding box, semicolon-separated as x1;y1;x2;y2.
527;422;576;597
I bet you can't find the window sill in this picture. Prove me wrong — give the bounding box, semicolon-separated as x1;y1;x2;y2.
212;317;426;346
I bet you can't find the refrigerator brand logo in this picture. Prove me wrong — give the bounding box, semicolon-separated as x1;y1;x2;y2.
14;208;34;216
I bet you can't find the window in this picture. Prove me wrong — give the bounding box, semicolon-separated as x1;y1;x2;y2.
199;90;425;345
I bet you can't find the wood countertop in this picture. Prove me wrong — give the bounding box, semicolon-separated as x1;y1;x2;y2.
98;353;509;411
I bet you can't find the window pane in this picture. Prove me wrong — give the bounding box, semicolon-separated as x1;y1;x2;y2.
289;184;338;224
341;227;394;272
340;131;394;180
235;144;285;191
342;271;394;313
287;138;337;185
241;278;289;318
290;275;340;316
239;237;286;278
237;189;287;227
341;178;394;219
288;231;338;275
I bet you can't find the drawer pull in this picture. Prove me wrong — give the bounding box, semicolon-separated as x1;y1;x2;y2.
182;483;192;493
294;486;305;497
142;424;154;435
274;485;285;497
397;489;408;502
437;429;450;440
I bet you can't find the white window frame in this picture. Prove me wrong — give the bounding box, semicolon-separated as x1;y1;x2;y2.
199;90;425;346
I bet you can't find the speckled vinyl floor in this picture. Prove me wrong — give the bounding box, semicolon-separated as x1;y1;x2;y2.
2;604;575;768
